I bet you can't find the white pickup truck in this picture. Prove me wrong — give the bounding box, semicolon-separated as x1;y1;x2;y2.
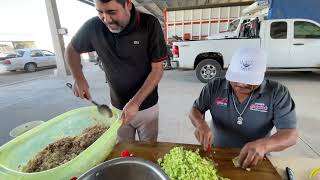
172;16;320;83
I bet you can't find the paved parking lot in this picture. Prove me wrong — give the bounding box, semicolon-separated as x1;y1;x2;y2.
0;64;319;159
0;68;55;86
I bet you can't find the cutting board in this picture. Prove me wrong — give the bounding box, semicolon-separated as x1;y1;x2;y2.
107;141;281;180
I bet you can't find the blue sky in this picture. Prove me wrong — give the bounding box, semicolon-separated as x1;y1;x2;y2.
0;0;97;51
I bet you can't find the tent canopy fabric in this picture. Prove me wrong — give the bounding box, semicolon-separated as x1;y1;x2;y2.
267;0;320;23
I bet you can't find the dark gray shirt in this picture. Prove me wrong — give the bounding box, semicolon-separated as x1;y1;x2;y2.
193;78;297;148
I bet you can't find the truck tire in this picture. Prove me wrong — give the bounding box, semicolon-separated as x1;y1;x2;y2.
24;63;37;72
195;59;222;83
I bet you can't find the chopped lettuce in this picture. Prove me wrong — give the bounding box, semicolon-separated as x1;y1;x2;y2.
158;147;225;180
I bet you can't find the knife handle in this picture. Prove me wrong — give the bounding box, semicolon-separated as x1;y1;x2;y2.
286;167;294;180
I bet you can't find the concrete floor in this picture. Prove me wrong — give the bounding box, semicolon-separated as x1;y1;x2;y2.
0;63;319;159
0;68;55;86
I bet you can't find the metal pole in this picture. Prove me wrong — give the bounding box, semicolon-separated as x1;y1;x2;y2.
45;0;71;76
228;7;231;21
174;11;176;38
208;8;212;36
182;10;185;38
164;7;168;43
199;9;202;40
217;7;221;33
191;9;193;40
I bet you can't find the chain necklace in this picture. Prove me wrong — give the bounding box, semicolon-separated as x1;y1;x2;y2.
231;90;254;125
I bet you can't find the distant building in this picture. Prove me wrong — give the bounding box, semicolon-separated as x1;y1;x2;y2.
0;34;36;56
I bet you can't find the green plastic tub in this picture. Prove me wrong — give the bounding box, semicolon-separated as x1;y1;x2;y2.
0;106;122;180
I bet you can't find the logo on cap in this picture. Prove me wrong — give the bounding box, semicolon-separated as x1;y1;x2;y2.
240;59;254;71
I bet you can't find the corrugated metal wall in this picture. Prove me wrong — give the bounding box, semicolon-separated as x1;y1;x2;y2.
165;5;248;41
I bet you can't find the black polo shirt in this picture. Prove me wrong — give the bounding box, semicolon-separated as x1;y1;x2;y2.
193;78;297;148
71;5;167;110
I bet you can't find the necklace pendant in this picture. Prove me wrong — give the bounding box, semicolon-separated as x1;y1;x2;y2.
237;117;243;125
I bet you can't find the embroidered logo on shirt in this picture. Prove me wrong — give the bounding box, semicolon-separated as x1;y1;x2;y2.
250;103;268;112
133;41;140;45
215;98;228;107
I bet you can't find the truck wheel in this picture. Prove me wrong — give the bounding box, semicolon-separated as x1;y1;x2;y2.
24;63;37;72
195;59;222;83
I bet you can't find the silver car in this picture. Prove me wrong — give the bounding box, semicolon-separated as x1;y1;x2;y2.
0;49;56;72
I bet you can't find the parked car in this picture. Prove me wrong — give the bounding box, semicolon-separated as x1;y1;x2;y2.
0;49;56;72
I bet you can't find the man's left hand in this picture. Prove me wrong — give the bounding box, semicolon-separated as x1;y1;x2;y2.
121;100;140;125
238;139;268;169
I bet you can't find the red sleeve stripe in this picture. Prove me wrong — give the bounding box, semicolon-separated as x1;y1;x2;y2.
152;56;167;62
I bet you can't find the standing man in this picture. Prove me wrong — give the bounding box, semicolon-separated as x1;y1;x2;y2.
164;45;172;70
189;48;298;168
65;0;167;142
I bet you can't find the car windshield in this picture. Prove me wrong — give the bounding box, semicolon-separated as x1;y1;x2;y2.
228;19;240;32
15;50;25;57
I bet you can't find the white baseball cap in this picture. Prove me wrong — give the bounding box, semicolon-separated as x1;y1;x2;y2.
226;48;267;85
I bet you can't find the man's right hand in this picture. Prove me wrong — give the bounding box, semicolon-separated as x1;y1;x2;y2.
73;78;91;100
194;123;213;151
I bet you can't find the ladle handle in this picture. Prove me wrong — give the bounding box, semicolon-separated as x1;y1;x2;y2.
66;83;96;105
66;83;73;89
90;100;99;106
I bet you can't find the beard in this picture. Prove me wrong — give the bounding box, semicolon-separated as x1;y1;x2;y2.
105;13;131;33
106;24;123;33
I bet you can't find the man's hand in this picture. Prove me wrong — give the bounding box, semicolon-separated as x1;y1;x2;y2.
194;123;213;151
121;100;140;125
239;139;268;169
73;78;91;100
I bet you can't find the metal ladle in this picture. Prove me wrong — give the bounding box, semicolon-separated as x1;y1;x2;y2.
66;83;113;118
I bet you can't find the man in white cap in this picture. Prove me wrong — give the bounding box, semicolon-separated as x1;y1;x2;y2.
189;48;298;168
